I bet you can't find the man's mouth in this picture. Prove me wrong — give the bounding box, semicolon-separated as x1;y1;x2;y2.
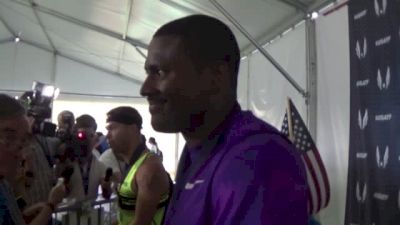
147;98;166;114
149;103;164;114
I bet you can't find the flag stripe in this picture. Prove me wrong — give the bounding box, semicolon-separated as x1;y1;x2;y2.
302;153;322;212
311;146;331;207
301;157;318;214
306;151;328;209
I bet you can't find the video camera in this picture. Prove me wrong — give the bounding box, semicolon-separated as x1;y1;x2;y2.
20;81;59;136
56;130;92;162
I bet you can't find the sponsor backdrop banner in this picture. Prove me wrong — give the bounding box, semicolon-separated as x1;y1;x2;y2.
345;0;400;224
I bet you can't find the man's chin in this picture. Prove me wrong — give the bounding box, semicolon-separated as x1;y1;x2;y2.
151;118;180;133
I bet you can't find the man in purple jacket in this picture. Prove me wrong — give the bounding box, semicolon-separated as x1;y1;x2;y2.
140;15;308;225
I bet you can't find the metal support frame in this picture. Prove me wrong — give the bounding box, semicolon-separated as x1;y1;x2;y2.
21;39;143;85
0;13;16;36
28;0;59;88
241;14;305;55
123;0;134;40
210;0;308;98
308;0;337;14
160;0;230;27
51;52;57;84
0;38;12;45
134;46;147;59
241;0;334;56
279;0;308;12
28;0;56;51
55;91;144;99
9;0;148;49
160;0;200;15
118;42;126;74
118;0;134;74
305;19;317;140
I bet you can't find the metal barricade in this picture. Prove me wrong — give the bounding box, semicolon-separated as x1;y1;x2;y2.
52;196;118;225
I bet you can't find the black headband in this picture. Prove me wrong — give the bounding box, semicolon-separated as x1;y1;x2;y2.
106;113;141;128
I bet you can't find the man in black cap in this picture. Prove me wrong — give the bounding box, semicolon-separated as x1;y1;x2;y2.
105;106;170;225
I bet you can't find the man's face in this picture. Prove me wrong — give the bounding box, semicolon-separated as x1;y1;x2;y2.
106;122;137;156
140;35;213;133
0;115;30;178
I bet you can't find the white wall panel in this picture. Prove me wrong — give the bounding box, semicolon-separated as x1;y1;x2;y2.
237;56;249;110
0;42;53;91
55;56;141;97
316;6;350;225
246;23;307;129
0;43;16;89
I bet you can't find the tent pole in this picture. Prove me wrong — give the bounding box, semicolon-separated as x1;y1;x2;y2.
305;19;317;141
280;0;308;12
28;0;56;52
210;0;308;98
0;13;16;36
0;89;144;99
134;46;147;59
118;0;134;74
0;38;12;45
51;52;57;85
123;0;134;40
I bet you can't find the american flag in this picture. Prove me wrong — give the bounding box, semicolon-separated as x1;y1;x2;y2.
281;98;330;215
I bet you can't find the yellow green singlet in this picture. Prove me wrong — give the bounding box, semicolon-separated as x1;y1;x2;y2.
117;152;169;225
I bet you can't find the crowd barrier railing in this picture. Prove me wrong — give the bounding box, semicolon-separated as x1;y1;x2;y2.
52;196;118;225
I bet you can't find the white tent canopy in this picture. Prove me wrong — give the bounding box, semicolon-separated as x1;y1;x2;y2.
0;0;332;94
0;1;352;225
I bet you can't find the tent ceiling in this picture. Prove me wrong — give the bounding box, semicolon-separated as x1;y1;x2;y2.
0;0;332;83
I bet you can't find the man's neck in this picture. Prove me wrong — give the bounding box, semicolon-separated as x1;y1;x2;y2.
183;101;236;148
120;141;141;164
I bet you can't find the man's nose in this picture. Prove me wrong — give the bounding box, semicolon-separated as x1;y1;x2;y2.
140;76;157;97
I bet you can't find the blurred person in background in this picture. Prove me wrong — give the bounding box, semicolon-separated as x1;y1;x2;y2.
0;93;66;225
95;132;110;156
56;114;112;202
148;137;163;162
56;110;75;140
